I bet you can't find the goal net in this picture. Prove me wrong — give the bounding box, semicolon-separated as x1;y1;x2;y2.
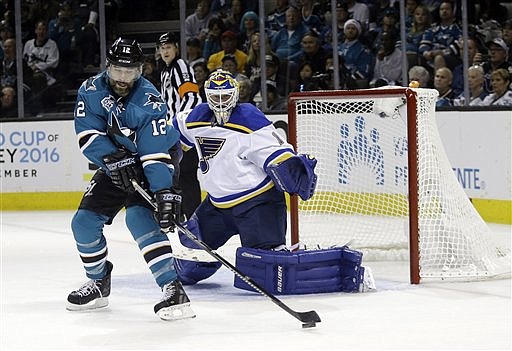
287;88;510;283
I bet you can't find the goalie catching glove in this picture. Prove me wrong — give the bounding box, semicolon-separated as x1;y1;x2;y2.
267;154;318;200
103;149;144;192
154;190;182;232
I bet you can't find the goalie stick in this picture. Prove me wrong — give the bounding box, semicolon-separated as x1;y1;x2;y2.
131;180;321;328
168;240;217;262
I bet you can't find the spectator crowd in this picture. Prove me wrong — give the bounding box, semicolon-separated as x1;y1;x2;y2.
1;0;512;118
0;0;117;116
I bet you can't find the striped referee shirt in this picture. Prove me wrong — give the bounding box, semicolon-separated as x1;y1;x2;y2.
160;57;202;120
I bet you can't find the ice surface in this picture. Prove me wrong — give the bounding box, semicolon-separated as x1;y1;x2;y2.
1;211;510;350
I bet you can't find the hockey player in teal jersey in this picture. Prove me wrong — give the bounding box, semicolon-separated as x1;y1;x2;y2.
171;70;318;285
67;37;194;321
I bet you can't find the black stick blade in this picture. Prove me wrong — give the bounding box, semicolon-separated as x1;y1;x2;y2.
297;310;321;324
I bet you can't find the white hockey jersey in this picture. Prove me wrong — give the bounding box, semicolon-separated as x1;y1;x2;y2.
172;103;296;208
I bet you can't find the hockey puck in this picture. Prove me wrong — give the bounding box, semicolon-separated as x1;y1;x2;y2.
302;322;316;329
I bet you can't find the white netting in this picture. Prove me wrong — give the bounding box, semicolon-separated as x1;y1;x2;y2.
291;88;510;280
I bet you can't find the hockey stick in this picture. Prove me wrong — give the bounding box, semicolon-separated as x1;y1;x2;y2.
131;180;321;328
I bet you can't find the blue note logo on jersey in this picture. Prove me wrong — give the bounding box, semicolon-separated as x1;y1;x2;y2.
143;92;165;111
196;136;225;174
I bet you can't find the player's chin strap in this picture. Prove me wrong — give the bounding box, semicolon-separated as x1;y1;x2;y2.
131;180;321;329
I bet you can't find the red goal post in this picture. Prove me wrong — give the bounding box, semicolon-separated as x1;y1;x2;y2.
287;88;510;284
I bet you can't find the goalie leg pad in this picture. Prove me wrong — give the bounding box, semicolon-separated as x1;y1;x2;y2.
234;246;366;294
175;215;221;285
175;258;221;285
266;154;317;200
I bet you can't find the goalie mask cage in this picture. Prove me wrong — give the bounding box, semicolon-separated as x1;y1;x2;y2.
287;88;510;284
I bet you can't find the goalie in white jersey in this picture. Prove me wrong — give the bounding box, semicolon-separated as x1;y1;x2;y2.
171;69;318;284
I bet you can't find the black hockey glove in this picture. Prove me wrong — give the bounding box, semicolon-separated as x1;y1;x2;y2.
103;149;144;192
154;189;182;232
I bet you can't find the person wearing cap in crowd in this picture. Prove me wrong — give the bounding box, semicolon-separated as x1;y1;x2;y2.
207;30;247;73
367;7;399;55
368;0;398;32
251;52;290;105
481;38;511;94
265;52;294;99
297;31;327;76
319;0;349;52
157;31;203;219
338;18;373;88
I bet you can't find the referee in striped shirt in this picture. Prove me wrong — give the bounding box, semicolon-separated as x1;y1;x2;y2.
157;31;203;218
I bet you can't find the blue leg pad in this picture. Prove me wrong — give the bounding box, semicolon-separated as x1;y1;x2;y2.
234;246;365;294
175;258;222;285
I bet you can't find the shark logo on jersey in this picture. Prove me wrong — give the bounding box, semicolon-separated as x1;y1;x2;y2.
101;95;116;112
108;111;137;153
144;92;165;111
196;137;225;174
84;75;99;91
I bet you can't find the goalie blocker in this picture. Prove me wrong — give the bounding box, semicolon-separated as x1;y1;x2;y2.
234;246;375;294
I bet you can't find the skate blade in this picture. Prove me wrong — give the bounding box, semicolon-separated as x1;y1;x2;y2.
157;302;196;321
66;297;109;311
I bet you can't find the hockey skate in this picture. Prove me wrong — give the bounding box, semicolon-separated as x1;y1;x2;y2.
154;280;195;321
66;261;113;311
